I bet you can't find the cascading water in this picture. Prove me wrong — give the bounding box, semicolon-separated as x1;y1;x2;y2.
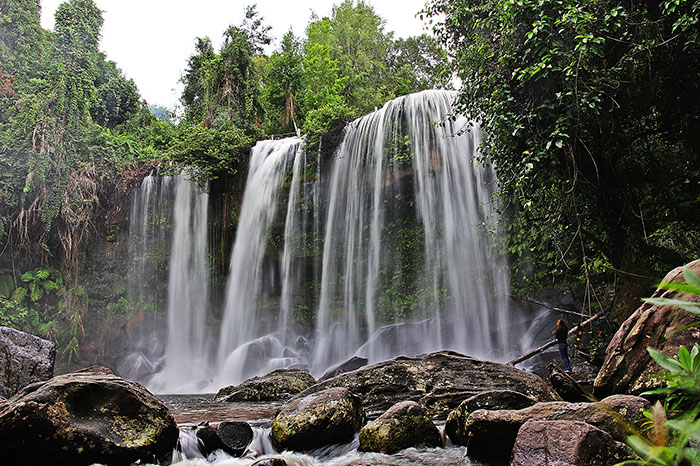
210;89;525;387
149;173;211;393
311;90;515;372
215;138;304;387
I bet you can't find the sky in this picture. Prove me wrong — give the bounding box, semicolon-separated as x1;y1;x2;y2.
39;0;432;110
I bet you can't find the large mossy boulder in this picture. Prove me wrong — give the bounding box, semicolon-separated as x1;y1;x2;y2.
297;351;557;418
359;401;442;454
595;259;700;397
271;387;363;451
512;420;631;466
461;395;648;465
214;368;316;402
0;367;178;466
0;326;56;398
445;390;537;445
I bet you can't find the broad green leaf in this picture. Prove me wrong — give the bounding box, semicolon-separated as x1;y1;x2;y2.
644;297;700;315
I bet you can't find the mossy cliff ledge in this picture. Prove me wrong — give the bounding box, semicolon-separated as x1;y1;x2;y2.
0;366;178;466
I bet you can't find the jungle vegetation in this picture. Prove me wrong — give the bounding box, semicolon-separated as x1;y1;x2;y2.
0;0;697;363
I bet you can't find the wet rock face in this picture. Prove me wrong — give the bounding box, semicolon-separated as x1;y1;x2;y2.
271;387;364;451
462;395;649;465
214;368;316;402
0;368;178;466
359;401;442;454
512;420;630;466
445;390;537;445
0;326;56;397
297;351;557;418
595;259;700;397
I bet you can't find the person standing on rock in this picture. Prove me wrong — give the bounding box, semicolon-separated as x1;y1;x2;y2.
554;319;572;372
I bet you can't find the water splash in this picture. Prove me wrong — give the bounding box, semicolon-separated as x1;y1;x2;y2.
149;173;211;393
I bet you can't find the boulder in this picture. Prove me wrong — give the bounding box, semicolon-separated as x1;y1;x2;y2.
462;395;648;465
296;351;557;418
548;362;590;402
512;420;631;466
445;390;537;445
319;356;369;381
196;421;254;457
0;326;56;397
215;368;316;402
595;259;700;397
359;401;442;454
0;369;178;466
218;421;254;456
271;387;364;451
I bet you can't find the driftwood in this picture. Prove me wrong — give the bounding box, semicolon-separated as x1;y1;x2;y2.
508;312;604;366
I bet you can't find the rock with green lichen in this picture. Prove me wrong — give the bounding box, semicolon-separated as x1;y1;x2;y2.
359;401;441;454
0;366;178;466
271;386;363;451
214;368;316;402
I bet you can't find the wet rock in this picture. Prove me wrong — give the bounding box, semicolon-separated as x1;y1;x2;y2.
595;259;700;397
215;368;316;402
0;369;178;466
319;356;369;381
251;457;289;466
72;364;115;375
445;390;537;445
462;395;649;465
196;421;254;457
218;421;254;456
512;420;631;466
196;424;225;456
0;326;56;397
297;351;557;418
548;362;590;402
359;401;441;454
271;387;364;451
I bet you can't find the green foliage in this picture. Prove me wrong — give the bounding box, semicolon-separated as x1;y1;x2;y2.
424;0;700;289
644;266;700;316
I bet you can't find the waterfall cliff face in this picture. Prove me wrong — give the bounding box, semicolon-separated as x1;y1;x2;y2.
125;90;526;392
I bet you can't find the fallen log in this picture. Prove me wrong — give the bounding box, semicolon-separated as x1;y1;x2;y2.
508;312;604;366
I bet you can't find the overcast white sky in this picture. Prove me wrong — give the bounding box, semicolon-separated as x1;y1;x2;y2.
39;0;431;109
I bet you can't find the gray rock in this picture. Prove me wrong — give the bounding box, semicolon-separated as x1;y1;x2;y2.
463;395;649;465
297;351;557;418
0;326;56;397
251;458;289;466
359;401;442;454
320;356;369;381
512;420;631;466
271;387;364;451
215;368;316;402
445;390;537;445
0;369;178;466
548;362;591;402
595;259;700;397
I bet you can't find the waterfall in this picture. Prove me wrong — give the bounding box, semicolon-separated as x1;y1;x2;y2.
311;90;515;372
149;173;211;393
126;90;524;391
215;138;303;387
